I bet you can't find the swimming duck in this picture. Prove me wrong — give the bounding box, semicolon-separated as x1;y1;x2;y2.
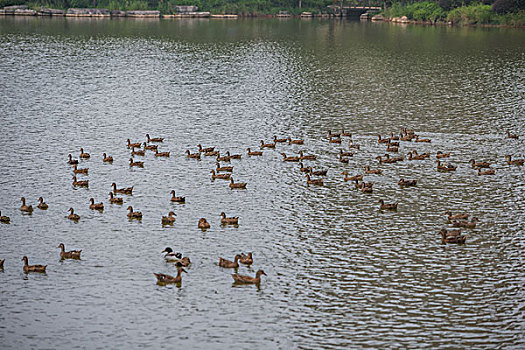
216;162;233;172
506;131;519;139
436;160;457;172
220;212;239;225
89;198;104;211
229;178;247;189
386;145;399;153
505;155;524;166
298;151;317;161
387;154;405;162
127;206;142;219
198;144;215;153
232;270;266;284
469;159;490;168
112;183;133;195
161;247;182;262
73;164;88;174
390;132;399;141
211;170;231;180
299;162;309;173
261;140;276;148
186;150;201;160
281;153;300;162
377;134;390;144
103;153;114;162
68;208;80;221
306;174;323;186
37;197;48;210
226;151;242;160
127;139;141;148
436;151;450;159
155;150;170;157
109;192;123;204
399;134;413;141
154;265;186;284
478;168;495;175
329;136;342;144
376;155;396;164
339;149;353;157
379;199;398;211
57;243;82;259
444;211;469;221
170;190;185;203
129;158;144;168
439;228;466;244
287;137;304;145
0;259;4;268
146;134;164;142
308;167;328;176
398;178;417;187
348;141;360;150
408;151;427;161
131;147;145;156
20;197;33;213
239;252;253;265
21;256;47;273
161;211;176;225
0;211;10;224
67;154;79;165
247;148;263;156
216;152;231;162
414;135;431;143
203;150;219;157
452;217;479;228
274;135;288;143
413;150;430;158
363;166;382;174
341;129;352;137
219;255;241;268
143;142;158;151
198;218;210;229
340;171;363;182
79;148;90;159
339;154;349;164
328;130;340;138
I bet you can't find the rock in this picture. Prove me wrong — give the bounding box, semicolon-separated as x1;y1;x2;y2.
126;10;160;18
111;10;126;17
66;8;110;17
371;14;384;21
15;9;37;16
175;6;198;13
39;8;65;16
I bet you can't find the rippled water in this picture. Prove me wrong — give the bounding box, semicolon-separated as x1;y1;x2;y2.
0;17;524;349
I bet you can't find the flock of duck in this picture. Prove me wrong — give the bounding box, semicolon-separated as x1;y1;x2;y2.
1;129;522;286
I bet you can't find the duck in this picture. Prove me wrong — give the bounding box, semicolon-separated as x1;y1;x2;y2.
307;167;328;176
109;192;123;204
328;130;340;138
103;153;114;162
413;150;430;158
232;270;266;284
186;150;201;160
216;152;231;162
363;166;382;175
339;149;354;157
506;131;519;139
340;171;363;182
390;132;399;141
211;170;231;180
161;247;182;262
348;141;360;150
281;153;300;162
216;162;233;172
439;228;466;244
161;212;176;225
505;155;524;166
341;129;352;137
444;211;469;221
299;162;309;173
329;136;342;144
376;155;396;164
37;197;48;210
400;133;413;141
131;147;145;156
89;198;104;211
226;151;242;160
67;154;79;165
478;168;495;175
452;217;479;229
298;150;316;161
72;164;88;174
198;144;215;153
79;148;90;159
155;150;170;157
436;151;450;159
0;211;10;224
338;154;349;164
170;190;185;203
229;177;247;189
247;148;263;156
0;259;4;268
129;158;144;168
112;183;133;195
274;135;288;143
354;179;373;189
386;145;399;153
469;159;490;168
306;174;323;186
436;160;457;172
219;255;241;268
287;137;304;145
203;149;219;157
127;139;141;148
146;134;164;142
21;256;47;273
143;142;158;151
408;151;427;161
154;265;187;284
20;197;33;213
57;243;82;259
261;140;276;149
68;208;80;221
377;134;390;144
127;206;142;219
198;218;210;229
239;252;253;265
220;212;239;225
414;135;431;143
379;199;398;211
398;178;417;187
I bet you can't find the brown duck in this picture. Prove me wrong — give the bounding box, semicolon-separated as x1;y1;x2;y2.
73;164;88;174
247;148;263;156
89;198;104;211
58;243;82;259
68;208;80;221
439;228;466;244
220;212;239;225
22;256;47;273
229;178;247;189
127;206;142;219
161;212;176;225
198;218;210;229
37;197;48;210
146;134;164;142
239;252;253;265
109;192;123;204
232;270;267;284
219;255;241;268
154;264;186;284
79;148;90;159
112;183;133;195
103;153;114;162
129;158;144;168
379;199;398;211
170;190;185;203
211;170;231;180
72;175;89;187
0;211;10;224
505;155;524;166
20;197;33;213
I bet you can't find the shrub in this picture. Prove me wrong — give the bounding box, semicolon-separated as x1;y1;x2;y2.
493;0;525;13
447;3;494;24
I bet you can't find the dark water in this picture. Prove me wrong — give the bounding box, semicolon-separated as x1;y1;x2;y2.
0;16;524;349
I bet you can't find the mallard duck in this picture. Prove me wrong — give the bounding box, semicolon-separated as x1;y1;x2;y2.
274;135;287;143
131;147;145;156
299;162;309;173
308;167;328;176
161;247;182;262
232;270;266;284
198;144;215;153
67;154;79;165
339;149;354;157
161;211;176;225
281;153;300;162
198;218;210;229
287;137;304;145
452;217;479;228
506;131;519;139
478;168;495;175
328;130;340;138
0;211;10;224
220;212;239;225
216;162;233;172
146;134;164;142
261;140;276;148
339;154;349;164
329;136;342;144
109;192;123;204
73;164;88;174
21;256;46;273
439;228;466;244
340;171;363;182
127;139;141;148
469;159;491;168
436;160;457;172
239;252;253;265
154;265;186;284
247;148;263;156
219;255;241;268
341;129;352;137
143;142;158;151
414;135;431;143
68;208;80;221
20;197;33;213
89;198;104;211
79;148;90;159
37;197;48;210
398;178;417;187
127;206;142;219
379;199;398;211
211;170;231;180
298;150;316;160
155;150;170;157
216;152;231;162
129;158;144;168
229;177;247;189
226;151;242;160
112;183;133;195
363;166;382;174
57;243;82;259
377;134;390;144
186;150;201;160
170;190;185;203
103;153;114;162
505;155;524;166
444;211;469;220
306;174;323;186
436;151;450;159
386;145;399;153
